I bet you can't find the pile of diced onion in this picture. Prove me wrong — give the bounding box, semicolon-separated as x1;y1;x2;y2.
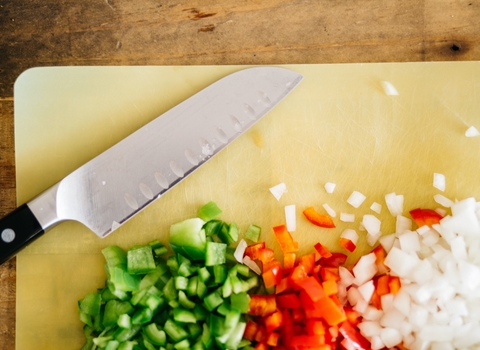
269;175;480;349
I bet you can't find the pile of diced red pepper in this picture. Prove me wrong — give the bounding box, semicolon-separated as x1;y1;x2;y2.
243;221;401;350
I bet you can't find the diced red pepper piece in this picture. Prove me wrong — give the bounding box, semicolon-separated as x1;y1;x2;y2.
290;265;308;289
375;274;390;296
339;320;371;350
318;252;347;267
322;280;338;296
283;252;296;272
314;242;333;258
273;225;299;253
389;275;401;294
275;277;292;295
344;307;362;327
297;276;326;302
266;332;280;346
254;341;269;350
320;267;340;282
254;325;267;343
249;295;277;317
279;309;294;347
291;308;305;323
290;334;327;348
258;247;275;264
264;309;284;333
306;319;326;335
409;208;443;227
244;320;259;341
298;253;316;274
263;260;283;288
372;245;389;274
277;293;301;309
245;242;266;260
339;238;356;253
303;207;336;228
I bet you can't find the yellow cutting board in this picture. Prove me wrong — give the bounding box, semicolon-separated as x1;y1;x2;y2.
14;63;480;349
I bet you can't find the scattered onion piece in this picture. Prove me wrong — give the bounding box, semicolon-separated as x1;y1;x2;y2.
269;182;287;201
340;229;358;252
242;255;262;275
370;202;382;214
340;212;355;222
347;191;366;208
465;125;480;137
380;81;399;96
324;182;336;193
322;203;336;217
433;173;446;192
284;204;296;232
234;238;248;262
434;193;454;208
385;192;404;216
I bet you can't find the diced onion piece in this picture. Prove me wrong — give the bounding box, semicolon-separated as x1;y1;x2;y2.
398;230;421;253
465;125;480;137
269;182;287;201
340;212;355;222
324;182;336;193
380;328;402;348
395;215;412;235
370;202;382;214
322;203;336;218
433;173;446;192
381;81;399;96
367;232;382;247
435;207;447;216
434;194;454;208
416;225;430;236
284;204;296;232
384;247;419;277
353;252;378;286
363;214;381;236
347;191;366;208
242;256;261;275
379;233;396;252
385;192;404;216
358;280;375;303
339;266;355;287
234;239;248;263
341;229;359;244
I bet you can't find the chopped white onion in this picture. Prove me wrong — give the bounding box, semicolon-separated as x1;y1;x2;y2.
380;327;402;348
322;203;336;217
324;182;336;193
385;192;404;216
234;239;248;263
284;204;296;232
358;280;375;303
433;173;446;192
347;190;366;208
339;266;355;287
395;215;412;235
381;81;399;96
353;252;378;286
340;212;355;222
434;194;454;208
242;256;261;275
465;125;480;137
379;233;396;252
398;230;421;253
362;214;381;236
269;182;287;201
370;202;382;214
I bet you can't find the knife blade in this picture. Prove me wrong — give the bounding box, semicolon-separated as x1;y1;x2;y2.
0;66;303;265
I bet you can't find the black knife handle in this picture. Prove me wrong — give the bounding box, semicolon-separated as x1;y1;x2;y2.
0;203;44;265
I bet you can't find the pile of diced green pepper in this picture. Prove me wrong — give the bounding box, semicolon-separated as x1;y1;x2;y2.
78;202;262;350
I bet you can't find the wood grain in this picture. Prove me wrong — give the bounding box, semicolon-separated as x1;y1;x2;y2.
0;0;479;348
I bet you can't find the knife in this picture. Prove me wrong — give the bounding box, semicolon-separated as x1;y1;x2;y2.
0;66;303;265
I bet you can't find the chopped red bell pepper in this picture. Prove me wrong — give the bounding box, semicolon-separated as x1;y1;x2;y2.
263;260;283;288
322;280;338;296
245;242;266;260
339;238;356;253
388;275;401;294
318;252;347;267
273;225;299;253
320;267;340;282
298;253;316;274
303;207;336;228
305;319;326;336
264;309;284;332
409;208;443;227
265;332;280;346
339;320;370;350
249;294;277;317
314;242;333;258
283;252;296;272
277;293;301;309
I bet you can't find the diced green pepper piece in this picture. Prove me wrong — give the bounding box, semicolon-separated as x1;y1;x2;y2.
196;279;207;299
127;246;156;275
93;336;113;348
198;267;211;282
203;220;223;237
244;224;261;243
105;339;120;350
188;323;202;339
109;267;141;292
205;242;226;266
149;239;169;256
143;336;158;350
213;265;227;284
117;314;131;329
197;201;222;221
102;246;128;270
139;263;168;290
174;339;191;350
163;278;178;301
117;340;138;350
187;275;198;297
218;222;239;245
103;300;134;327
225;322;247;349
203;290;223;311
144;323;167;346
114;324;141;342
164;319;189;342
178;290;196;309
173;308;197;323
217;301;231;316
222;276;232;298
236;264;250;278
131;308;153;325
230;292;250;313
169;218;206;261
175;276;189;290
201;323;213;348
79;292;101;316
193;304;208;321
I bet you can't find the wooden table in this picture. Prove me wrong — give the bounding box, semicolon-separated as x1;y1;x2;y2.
0;1;479;348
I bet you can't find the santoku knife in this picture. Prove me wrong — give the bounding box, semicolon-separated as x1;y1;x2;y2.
0;66;303;265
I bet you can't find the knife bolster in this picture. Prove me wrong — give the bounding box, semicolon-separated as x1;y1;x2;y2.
28;183;61;230
0;203;44;265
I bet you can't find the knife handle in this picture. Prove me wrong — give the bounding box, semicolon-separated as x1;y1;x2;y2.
0;203;44;265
